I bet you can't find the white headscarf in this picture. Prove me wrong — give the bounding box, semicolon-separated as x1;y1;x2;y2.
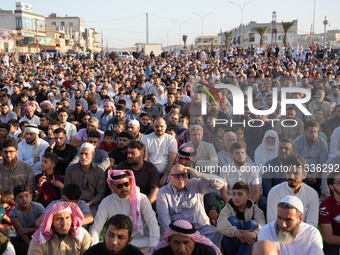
254;130;279;167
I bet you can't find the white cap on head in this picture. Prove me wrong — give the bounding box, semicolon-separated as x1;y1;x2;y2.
279;195;304;215
80;142;95;154
128;119;140;127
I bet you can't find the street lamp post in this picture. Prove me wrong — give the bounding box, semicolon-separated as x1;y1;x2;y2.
230;1;251;48
161;27;174;47
171;20;188;49
192;12;213;37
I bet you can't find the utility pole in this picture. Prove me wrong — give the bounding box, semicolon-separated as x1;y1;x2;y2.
146;13;149;44
35;19;39;53
312;0;316;42
101;31;104;52
323;16;328;47
230;1;251;48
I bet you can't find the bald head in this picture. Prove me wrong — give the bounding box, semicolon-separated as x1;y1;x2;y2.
252;240;279;255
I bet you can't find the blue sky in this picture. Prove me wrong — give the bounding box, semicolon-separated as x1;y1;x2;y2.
2;0;339;48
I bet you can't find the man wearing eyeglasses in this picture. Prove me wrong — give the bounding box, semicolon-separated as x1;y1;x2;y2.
90;169;159;254
156;164;225;247
0;139;35;192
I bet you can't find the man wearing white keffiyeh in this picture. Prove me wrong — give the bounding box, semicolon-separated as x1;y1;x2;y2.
28;201;92;255
90;169;160;253
17;124;49;175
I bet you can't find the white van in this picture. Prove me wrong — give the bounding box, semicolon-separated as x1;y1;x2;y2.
117;51;133;60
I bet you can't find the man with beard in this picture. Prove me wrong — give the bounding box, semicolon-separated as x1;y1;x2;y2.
57;108;77;143
181;125;218;169
69;89;88;111
84;214;143;255
109;131;133;167
19;105;40;125
36;81;48;104
0;139;35;191
266;155;319;227
115;141;160;204
324;104;340;140
220;142;260;204
88;101;104;120
259;196;323;255
107;105;130;131
100;101;115;131
259;139;295;212
72;116;103;148
0;103;17;123
126;100;145;120
156;164;224;247
293;120;328;192
40;101;57;120
274;106;304;141
90;170;159;253
319;171;340;254
69;101;86;128
71;130;110;171
64;143;106;215
127;120;144;141
45;128;77;175
17;124;49;175
141;96;159;118
28;201;92;255
141;117;177;186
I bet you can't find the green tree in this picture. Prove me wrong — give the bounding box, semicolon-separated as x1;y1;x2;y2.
282;21;294;47
255;26;269;46
182;35;188;49
224;30;234;48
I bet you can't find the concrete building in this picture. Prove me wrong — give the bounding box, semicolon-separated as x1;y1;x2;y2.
45;13;85;51
0;9;16;52
14;2;46;52
226;20;298;48
194;35;223;49
84;28;101;52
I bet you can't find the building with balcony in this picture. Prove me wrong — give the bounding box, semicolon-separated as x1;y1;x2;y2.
45;13;86;51
84;28;101;52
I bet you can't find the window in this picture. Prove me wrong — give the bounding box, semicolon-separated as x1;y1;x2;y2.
69;22;73;27
249;33;255;42
61;22;65;26
52;22;56;26
278;35;282;40
16;17;22;29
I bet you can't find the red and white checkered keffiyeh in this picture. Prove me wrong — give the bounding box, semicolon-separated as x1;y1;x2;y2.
149;220;222;255
107;169;143;235
32;201;86;245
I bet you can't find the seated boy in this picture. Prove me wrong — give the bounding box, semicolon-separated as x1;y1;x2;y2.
217;181;266;255
35;183;93;227
8;119;21;142
99;130;117;152
10;185;44;255
34;152;64;207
